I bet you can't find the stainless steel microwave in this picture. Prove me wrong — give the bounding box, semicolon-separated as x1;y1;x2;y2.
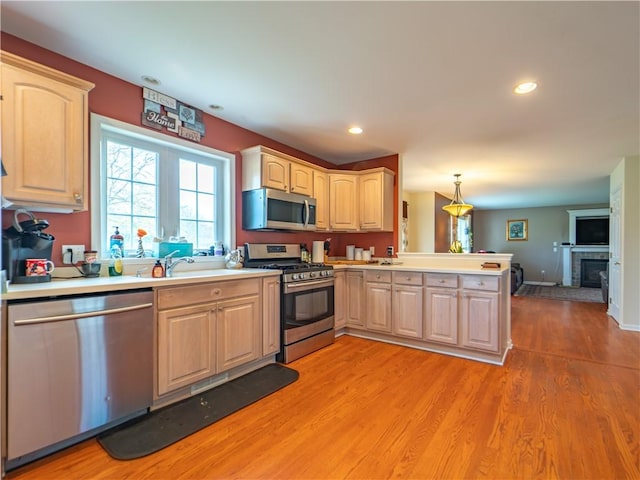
242;188;317;231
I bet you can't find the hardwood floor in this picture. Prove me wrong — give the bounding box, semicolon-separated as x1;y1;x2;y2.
7;296;639;479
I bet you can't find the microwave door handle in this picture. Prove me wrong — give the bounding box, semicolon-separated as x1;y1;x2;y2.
303;199;309;229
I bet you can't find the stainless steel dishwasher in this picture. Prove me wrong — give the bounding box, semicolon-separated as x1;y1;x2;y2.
5;289;153;470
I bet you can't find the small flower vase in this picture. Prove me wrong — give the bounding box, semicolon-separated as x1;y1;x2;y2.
136;237;145;258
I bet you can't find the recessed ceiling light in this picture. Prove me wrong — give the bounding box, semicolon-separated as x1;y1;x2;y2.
141;75;161;86
348;126;363;134
209;104;224;111
514;81;538;95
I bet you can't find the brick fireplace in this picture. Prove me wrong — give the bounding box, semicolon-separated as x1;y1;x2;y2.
580;258;609;288
562;246;609;286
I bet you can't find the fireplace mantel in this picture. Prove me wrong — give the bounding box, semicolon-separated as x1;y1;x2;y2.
562;245;609;286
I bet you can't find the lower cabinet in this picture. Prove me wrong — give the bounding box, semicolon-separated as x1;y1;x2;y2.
459;288;499;352
424;287;458;345
156;277;270;397
333;270;346;329
393;284;423;338
346;270;365;328
216;295;261;372
157;303;217;395
365;281;392;333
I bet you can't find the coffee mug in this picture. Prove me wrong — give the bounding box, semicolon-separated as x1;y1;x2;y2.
25;259;55;276
84;250;98;263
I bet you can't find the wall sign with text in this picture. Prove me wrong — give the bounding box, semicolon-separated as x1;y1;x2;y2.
142;87;205;143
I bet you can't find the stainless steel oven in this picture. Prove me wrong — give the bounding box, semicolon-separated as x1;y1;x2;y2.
244;243;335;363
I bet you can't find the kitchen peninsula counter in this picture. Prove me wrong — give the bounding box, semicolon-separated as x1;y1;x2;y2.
334;252;513;365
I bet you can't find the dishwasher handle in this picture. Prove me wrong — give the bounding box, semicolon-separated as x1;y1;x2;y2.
13;302;153;326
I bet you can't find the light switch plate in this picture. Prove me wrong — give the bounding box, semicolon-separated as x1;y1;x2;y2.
62;245;85;264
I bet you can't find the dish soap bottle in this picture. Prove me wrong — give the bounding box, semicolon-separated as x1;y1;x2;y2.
152;260;165;278
108;247;123;276
110;226;124;257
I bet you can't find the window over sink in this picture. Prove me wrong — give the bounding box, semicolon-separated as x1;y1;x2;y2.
90;114;235;259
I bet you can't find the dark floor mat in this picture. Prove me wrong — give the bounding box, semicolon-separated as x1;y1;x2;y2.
97;363;298;460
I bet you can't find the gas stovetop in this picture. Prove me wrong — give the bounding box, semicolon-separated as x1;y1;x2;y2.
244;243;333;283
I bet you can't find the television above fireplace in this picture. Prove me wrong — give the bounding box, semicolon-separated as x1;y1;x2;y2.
576;217;609;245
567;208;610;246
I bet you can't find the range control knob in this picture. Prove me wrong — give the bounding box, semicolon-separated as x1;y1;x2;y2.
292;274;299;280
310;272;317;278
299;273;306;280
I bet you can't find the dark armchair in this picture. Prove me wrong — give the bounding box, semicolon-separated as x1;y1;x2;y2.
511;263;524;294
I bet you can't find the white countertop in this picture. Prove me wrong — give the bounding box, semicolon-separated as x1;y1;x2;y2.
3;268;280;301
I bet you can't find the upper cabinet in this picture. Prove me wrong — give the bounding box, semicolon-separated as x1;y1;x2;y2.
241;146;396;232
359;169;394;231
1;51;95;211
241;146;314;196
329;172;359;231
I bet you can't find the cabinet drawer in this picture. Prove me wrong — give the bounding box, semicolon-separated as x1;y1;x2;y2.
157;278;261;310
392;271;423;286
460;275;500;292
425;273;458;288
365;270;392;283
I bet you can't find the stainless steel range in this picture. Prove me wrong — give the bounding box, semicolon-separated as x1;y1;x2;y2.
244;243;334;363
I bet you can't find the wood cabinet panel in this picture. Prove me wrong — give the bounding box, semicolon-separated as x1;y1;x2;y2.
365;282;392;333
334;270;347;329
359;170;394;231
313;170;330;230
157;279;260;310
425;287;458;345
157;304;216;395
1;51;94;211
392;285;423;338
217;295;261;372
460;290;499;352
392;271;423;286
289;162;314;196
346;270;365;328
329;173;359;230
262;276;281;355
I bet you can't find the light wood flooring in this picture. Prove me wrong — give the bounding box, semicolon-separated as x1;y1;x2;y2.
7;296;640;479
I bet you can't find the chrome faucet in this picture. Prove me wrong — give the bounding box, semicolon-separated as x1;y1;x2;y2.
164;250;195;277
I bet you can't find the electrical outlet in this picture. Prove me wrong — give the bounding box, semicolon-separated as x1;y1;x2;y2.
386;246;394;257
62;245;85;264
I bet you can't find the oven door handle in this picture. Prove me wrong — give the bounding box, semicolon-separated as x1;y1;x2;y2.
283;278;334;293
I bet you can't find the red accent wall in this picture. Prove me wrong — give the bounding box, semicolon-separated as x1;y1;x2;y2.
1;33;397;264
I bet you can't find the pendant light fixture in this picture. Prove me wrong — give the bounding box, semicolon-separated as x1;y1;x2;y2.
442;174;473;217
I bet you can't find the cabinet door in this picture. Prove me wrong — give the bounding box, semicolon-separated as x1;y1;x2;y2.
365;282;392;332
334;270;347;329
392;285;423;338
217;295;261;372
346;270;365;328
157;304;216;396
329;174;359;230
313;170;330;230
262;277;281;356
359;171;394;231
261;153;289;191
1;56;93;210
290;162;314;196
425;287;458;345
459;291;499;352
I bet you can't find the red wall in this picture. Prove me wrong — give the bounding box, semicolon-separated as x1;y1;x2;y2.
1;33;397;264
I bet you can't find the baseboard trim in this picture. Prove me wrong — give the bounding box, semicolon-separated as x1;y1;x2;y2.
523;281;557;286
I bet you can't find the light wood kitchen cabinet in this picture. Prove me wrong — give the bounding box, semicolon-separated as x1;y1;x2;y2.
313;169;330;230
425;287;458;345
459;275;500;353
262;276;281;355
359;169;395;231
157;303;217;396
333;270;347;329
392;272;424;339
346;270;365;328
156;278;262;396
1;51;95;211
329;173;359;230
217;294;261;372
241;146;314;196
365;271;392;333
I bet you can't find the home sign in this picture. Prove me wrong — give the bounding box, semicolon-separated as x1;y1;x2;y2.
142;87;205;143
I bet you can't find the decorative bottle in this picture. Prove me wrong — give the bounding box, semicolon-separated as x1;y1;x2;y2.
110;226;124;257
152;260;165;278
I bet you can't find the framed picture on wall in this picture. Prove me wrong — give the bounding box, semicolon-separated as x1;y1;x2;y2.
507;219;528;241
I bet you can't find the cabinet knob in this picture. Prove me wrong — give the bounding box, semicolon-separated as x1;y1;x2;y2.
74;193;82;203
376;274;380;279
213;288;221;295
439;279;445;284
218;306;223;312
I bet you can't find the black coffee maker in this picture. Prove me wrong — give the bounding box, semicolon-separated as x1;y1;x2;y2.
2;209;55;283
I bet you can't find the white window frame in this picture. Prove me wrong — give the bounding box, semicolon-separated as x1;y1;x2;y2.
90;113;235;264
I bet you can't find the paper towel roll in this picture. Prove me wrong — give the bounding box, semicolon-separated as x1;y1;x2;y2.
312;241;325;263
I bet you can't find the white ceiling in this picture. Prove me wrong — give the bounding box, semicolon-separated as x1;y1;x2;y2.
1;1;638;209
